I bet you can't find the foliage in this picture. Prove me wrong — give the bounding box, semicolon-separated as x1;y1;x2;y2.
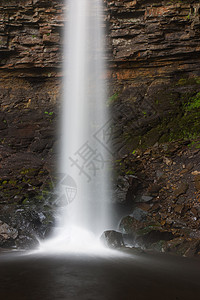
44;111;54;116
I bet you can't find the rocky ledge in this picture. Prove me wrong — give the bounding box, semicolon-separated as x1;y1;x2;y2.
112;139;200;257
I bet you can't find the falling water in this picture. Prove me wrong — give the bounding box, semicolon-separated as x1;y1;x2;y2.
40;0;113;253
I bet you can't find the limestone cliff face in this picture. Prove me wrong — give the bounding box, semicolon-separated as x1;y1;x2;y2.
0;0;199;204
107;0;200;63
0;0;65;205
0;0;63;70
106;0;200;154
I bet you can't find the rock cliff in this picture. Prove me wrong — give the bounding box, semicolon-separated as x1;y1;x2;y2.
106;0;200;152
0;0;200;253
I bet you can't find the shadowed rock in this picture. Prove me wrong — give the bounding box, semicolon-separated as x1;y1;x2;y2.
0;220;18;247
100;230;125;249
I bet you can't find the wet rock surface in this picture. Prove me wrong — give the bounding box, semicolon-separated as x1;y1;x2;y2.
100;230;125;249
0;220;18;247
0;202;55;249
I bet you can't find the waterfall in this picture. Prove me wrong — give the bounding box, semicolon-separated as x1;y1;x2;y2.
40;0;113;253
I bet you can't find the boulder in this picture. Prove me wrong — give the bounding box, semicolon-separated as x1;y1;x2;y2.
130;207;148;222
0;220;18;247
0;204;55;249
134;223;174;249
100;230;125;249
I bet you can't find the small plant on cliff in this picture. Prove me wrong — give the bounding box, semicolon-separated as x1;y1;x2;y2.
44;111;54;116
142;111;147;117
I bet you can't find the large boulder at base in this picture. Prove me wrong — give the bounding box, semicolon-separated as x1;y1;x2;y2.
100;230;125;249
0;204;55;249
0;220;18;247
119;215;175;250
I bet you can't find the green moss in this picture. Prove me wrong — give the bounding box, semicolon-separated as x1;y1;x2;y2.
39;170;45;174
22;197;29;204
107;93;119;106
188;141;200;149
9;180;17;186
22;178;30;183
177;78;188;86
132;106;200;149
195;77;200;84
20;168;37;175
136;85;200;149
185;92;200;111
36;195;44;201
42;190;50;197
126;170;135;175
142;111;147;117
177;77;200;86
44;111;54;116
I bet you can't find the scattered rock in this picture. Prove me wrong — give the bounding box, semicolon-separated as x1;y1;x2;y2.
119;215;144;234
174;204;184;214
0;220;18;247
114;176;130;204
174;183;189;197
115;139;200;257
147;183;161;196
0;204;54;249
185;162;194;171
135;195;153;203
194;175;200;192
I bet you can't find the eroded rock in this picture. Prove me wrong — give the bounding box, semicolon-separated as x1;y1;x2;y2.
0;220;18;247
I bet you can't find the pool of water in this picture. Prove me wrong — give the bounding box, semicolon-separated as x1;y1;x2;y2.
0;250;200;300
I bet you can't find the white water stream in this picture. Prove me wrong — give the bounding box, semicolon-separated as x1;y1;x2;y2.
40;0;113;253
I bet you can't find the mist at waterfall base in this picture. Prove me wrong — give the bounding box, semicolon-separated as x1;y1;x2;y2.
40;0;113;253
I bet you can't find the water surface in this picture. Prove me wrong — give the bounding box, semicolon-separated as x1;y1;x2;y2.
0;251;200;300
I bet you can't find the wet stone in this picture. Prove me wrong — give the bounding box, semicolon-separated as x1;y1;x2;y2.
0;220;18;246
135;195;153;203
100;230;125;249
130;207;148;222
